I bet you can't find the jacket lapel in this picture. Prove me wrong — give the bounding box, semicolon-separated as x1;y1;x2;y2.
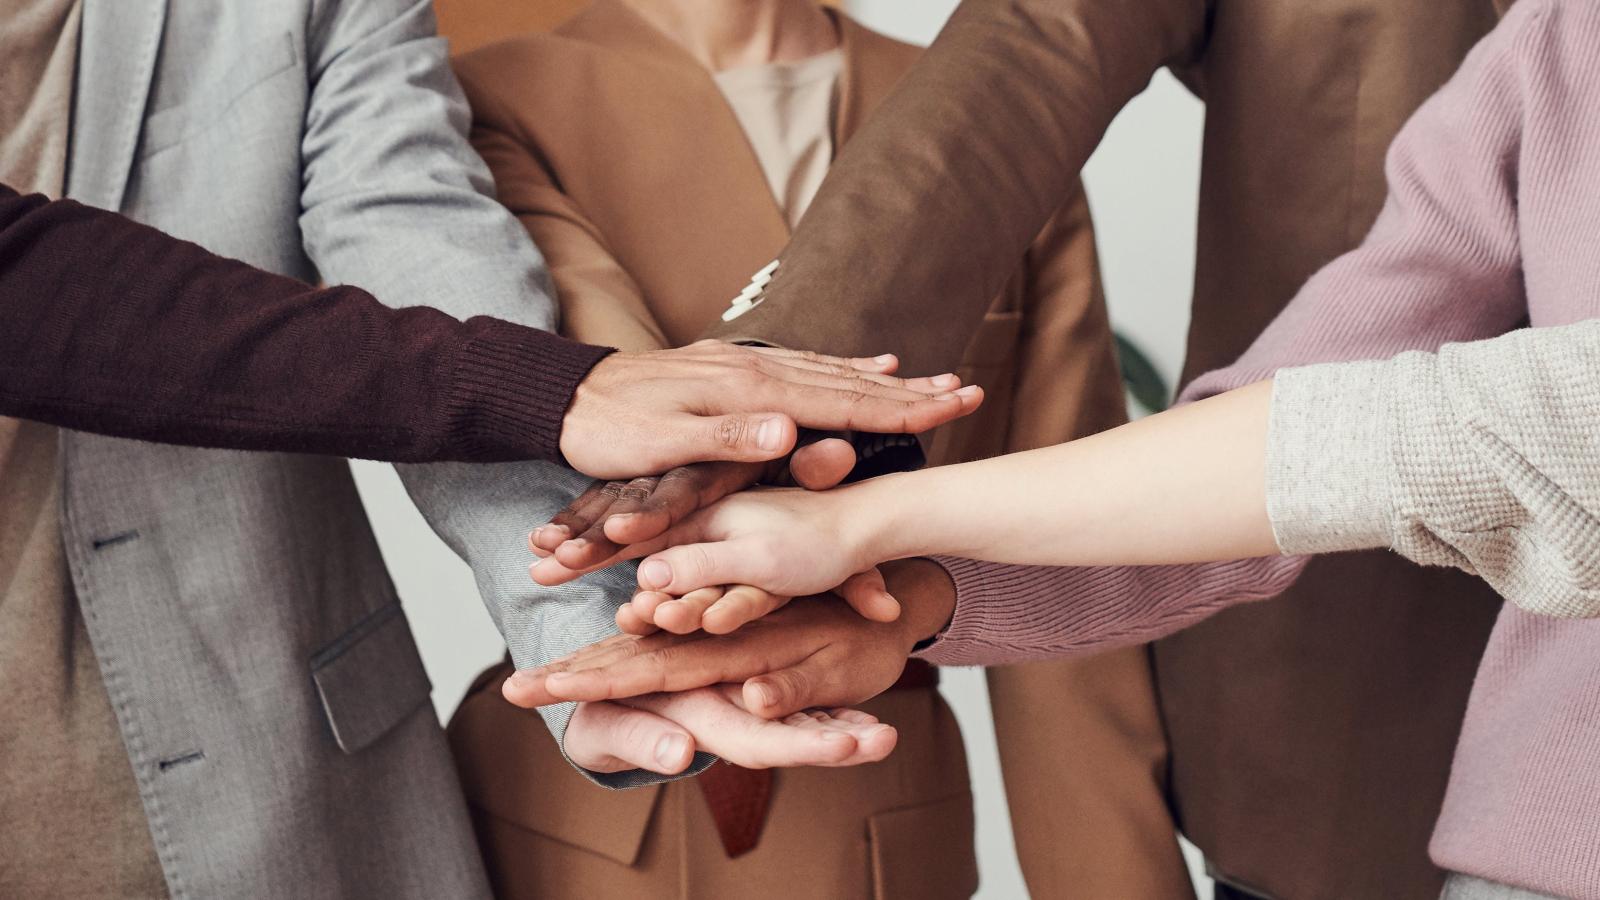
558;0;792;338
67;0;167;210
832;13;920;146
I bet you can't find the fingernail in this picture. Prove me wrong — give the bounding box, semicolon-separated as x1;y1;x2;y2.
568;538;588;550
956;385;981;399
757;418;786;452
639;559;672;589
656;734;689;768
932;373;959;388
873;354;895;365
545;672;573;689
821;731;852;743
751;682;776;709
530;528;544;545
509;669;536;685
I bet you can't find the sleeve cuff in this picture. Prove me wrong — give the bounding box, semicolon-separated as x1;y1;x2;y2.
1265;361;1400;555
442;318;615;463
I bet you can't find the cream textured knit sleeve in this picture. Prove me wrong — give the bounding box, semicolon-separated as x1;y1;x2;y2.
1267;318;1600;618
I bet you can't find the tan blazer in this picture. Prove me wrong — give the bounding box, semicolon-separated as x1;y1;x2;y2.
446;2;1189;898
709;1;1511;898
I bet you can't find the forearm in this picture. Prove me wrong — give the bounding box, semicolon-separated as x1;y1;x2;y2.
0;186;608;462
852;381;1278;568
711;0;1205;376
396;460;710;785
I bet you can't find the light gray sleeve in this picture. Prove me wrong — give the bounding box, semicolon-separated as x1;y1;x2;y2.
1266;319;1600;618
295;0;701;785
397;462;713;788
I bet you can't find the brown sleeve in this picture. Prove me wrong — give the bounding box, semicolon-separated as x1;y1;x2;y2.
986;184;1193;899
0;184;611;462
463;77;670;352
708;0;1207;377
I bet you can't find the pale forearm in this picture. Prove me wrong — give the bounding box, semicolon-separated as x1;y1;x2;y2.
852;381;1279;568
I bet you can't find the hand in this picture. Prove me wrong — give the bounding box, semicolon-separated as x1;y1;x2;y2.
528;482;898;630
530;435;857;572
531;482;883;602
617;571;897;636
559;341;980;479
508;560;958;719
554;686;897;773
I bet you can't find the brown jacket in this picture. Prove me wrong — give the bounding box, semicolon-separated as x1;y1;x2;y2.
447;2;1188;897
711;1;1510;898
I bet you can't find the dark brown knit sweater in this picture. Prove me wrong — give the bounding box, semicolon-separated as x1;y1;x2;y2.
0;183;612;462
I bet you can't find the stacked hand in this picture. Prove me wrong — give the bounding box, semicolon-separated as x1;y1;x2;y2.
516;561;958;760
546;340;973;776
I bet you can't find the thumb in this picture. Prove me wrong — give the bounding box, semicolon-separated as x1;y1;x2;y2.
653;413;797;469
789;437;856;490
563;701;697;775
836;568;901;623
636;540;769;596
742;658;841;720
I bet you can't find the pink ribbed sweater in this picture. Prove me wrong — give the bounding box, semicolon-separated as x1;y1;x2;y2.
916;2;1600;895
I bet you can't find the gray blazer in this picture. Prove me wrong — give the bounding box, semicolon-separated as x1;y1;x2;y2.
61;1;635;896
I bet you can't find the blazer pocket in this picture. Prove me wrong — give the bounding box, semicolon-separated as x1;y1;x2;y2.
138;31;299;159
868;792;979;900
447;663;662;867
311;602;433;754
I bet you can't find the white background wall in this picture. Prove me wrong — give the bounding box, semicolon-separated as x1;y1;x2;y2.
352;2;1209;896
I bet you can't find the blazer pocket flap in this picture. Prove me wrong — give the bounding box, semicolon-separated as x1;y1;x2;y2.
448;664;662;866
959;310;1025;371
311;602;433;754
868;792;979;900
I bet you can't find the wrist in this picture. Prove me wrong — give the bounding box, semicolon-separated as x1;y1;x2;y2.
834;473;918;567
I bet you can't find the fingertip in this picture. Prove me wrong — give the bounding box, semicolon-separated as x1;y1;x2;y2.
817;729;859;761
654;732;695;774
744;679;779;718
867;593;902;623
956;384;984;410
861;353;898;374
701;604;744;635
859;724;898;761
552;539;594;569
532;524;569;552
752;414;797;459
530;558;573;586
501;673;545;708
638;558;673;590
615;604;657;636
656;602;702;635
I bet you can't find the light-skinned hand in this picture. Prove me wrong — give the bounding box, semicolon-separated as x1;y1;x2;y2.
563;684;897;775
508;561;957;719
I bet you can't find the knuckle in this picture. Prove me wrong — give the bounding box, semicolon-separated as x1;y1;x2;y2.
714;417;750;450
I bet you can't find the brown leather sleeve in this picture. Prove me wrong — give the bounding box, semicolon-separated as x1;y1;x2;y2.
460;72;670;351
708;0;1208;377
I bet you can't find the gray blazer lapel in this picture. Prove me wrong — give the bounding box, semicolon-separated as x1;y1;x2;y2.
67;0;167;210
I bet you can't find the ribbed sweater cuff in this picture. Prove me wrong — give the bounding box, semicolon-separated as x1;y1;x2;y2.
442;318;615;463
914;553;1310;667
1266;361;1400;555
